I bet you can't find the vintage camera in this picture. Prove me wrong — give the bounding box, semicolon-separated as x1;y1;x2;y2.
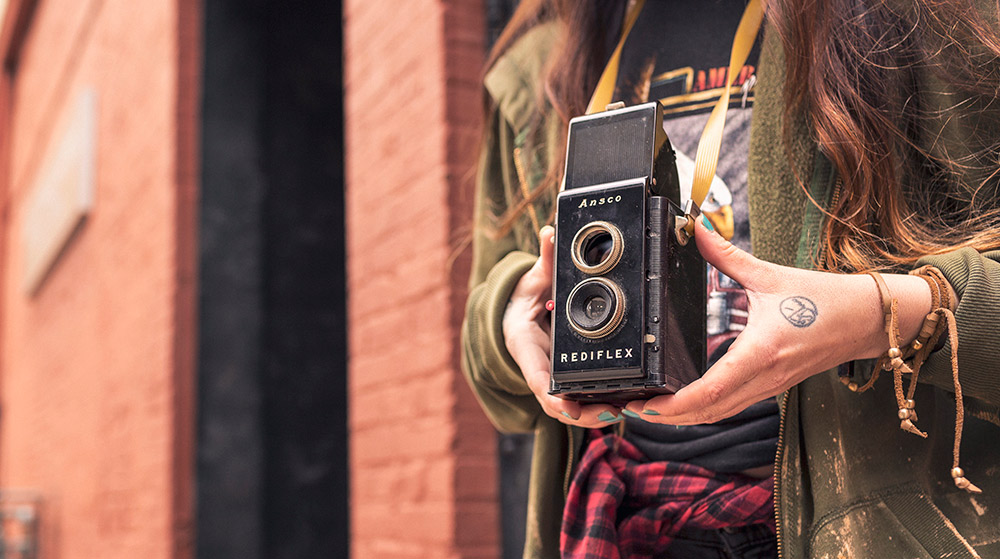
549;102;706;406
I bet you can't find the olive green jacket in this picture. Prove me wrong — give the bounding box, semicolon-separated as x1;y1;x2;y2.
462;20;1000;559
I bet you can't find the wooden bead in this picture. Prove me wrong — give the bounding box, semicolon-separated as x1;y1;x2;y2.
911;340;924;350
955;477;971;490
890;357;905;369
951;467;965;479
848;382;859;392
840;376;851;386
887;347;902;359
905;399;915;409
898;408;911;420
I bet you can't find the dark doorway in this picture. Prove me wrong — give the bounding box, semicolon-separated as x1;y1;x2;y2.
196;0;348;558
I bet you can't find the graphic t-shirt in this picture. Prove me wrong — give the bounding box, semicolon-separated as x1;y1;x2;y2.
615;0;779;473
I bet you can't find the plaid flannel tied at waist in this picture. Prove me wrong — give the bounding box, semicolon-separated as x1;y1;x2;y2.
561;431;775;559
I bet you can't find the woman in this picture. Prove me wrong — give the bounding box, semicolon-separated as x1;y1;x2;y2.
461;1;1000;557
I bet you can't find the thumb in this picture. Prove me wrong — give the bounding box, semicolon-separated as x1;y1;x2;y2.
538;225;555;276
515;225;555;296
694;215;765;288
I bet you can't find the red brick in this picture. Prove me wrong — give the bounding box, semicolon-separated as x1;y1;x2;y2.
347;0;496;557
455;501;501;547
352;416;457;466
0;0;195;558
455;459;498;501
353;500;454;545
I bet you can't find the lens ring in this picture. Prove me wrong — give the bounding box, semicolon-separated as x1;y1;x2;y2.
571;221;624;275
566;277;626;339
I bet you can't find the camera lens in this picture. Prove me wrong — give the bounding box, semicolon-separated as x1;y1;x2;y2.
566;278;625;339
584;295;608;320
583;233;614;267
571;222;623;274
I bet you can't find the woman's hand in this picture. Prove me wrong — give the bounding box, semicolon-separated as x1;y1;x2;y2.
503;226;624;427
625;217;933;425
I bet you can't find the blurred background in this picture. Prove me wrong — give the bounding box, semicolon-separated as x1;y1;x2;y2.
0;0;529;558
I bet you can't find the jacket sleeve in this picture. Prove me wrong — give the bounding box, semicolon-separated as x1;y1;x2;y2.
915;248;1000;409
459;107;546;434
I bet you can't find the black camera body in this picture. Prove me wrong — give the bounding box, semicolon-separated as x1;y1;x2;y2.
549;102;706;406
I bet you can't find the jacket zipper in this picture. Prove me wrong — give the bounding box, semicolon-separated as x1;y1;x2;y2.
773;391;788;559
816;176;843;269
564;425;575;496
774;172;842;557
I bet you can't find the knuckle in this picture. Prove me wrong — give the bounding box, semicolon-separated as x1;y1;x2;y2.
701;380;727;408
719;241;743;261
752;339;780;372
688;383;728;424
762;365;787;394
541;402;569;424
690;405;718;424
523;370;546;394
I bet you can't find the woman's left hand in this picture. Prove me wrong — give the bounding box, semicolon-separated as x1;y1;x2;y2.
624;217;932;425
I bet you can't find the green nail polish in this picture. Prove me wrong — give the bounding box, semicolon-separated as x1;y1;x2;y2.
598;411;623;422
622;409;641;419
701;215;714;231
561;411;575;420
642;409;660;416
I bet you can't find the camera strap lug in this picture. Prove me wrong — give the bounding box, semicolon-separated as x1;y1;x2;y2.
675;200;702;246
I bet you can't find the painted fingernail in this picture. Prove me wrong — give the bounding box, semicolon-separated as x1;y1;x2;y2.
622;409;641;419
561;411;577;420
642;409;660;416
701;215;715;231
598;411;623;423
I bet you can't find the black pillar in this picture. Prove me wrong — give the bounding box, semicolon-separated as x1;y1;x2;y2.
197;0;348;557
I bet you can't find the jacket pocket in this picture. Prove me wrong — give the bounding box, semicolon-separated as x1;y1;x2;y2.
808;491;978;559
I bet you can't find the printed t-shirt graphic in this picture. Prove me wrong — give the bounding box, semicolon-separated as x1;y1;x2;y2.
613;0;779;474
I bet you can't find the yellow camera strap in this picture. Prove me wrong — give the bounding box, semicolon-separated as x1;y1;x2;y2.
690;0;765;214
585;0;767;228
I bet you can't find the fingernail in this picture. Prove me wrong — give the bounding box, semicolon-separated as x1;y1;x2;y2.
598;411;623;423
701;215;714;232
561;411;577;420
642;409;660;416
622;409;641;419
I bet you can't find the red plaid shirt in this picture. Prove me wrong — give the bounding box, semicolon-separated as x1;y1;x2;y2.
561;431;775;559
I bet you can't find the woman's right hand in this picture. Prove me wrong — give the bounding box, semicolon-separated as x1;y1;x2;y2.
502;225;624;427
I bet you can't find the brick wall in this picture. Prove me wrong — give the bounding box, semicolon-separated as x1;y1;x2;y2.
0;0;197;558
343;1;498;558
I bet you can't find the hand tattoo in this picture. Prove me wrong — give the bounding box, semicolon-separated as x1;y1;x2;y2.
780;296;818;328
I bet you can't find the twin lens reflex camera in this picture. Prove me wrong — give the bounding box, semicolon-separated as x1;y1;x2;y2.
549;102;706;406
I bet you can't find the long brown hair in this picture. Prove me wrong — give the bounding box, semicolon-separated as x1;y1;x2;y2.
768;0;1000;270
484;0;1000;270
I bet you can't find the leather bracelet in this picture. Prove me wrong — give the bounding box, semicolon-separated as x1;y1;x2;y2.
846;268;979;494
